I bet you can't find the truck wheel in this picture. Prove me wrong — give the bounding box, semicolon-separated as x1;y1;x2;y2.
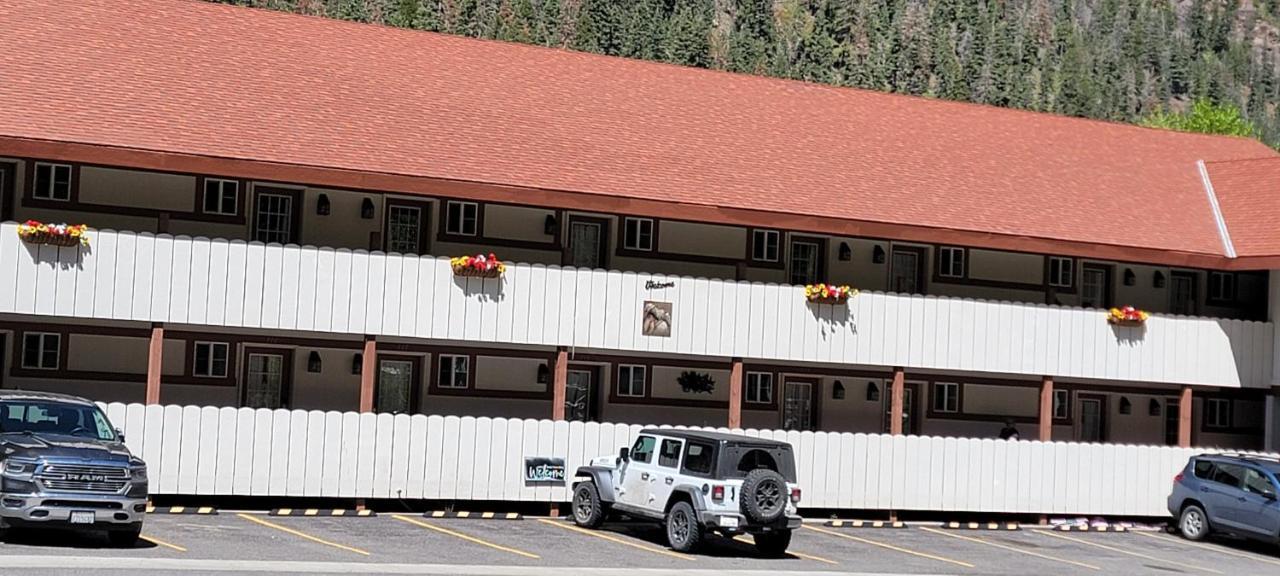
754;529;792;558
1179;504;1210;541
108;524;142;547
666;501;703;553
740;468;788;524
572;481;606;528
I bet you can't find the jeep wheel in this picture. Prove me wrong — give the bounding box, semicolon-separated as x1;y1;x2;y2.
666;501;703;553
754;529;792;558
572;481;606;528
740;468;788;524
1179;504;1210;541
108;524;142;547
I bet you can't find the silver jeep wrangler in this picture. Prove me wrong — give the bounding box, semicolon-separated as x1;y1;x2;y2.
571;429;802;556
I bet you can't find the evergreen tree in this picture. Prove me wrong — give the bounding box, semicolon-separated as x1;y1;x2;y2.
728;0;775;74
663;0;712;67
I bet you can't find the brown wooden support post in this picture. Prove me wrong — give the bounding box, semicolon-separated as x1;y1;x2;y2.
145;323;164;405
890;367;905;436
728;358;744;429
358;337;377;413
552;348;568;421
1039;376;1054;441
1179;386;1193;448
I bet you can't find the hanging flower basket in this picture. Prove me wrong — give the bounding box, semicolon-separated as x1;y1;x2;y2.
450;253;506;278
17;220;89;247
804;283;856;304
1107;306;1150;326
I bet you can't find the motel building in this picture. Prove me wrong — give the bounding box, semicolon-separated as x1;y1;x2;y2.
0;0;1279;454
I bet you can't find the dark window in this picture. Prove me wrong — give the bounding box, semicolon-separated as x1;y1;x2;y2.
751;230;779;262
1052;389;1069;420
33;163;72;201
1211;463;1244;488
202;179;239;215
932;382;959;413
193;342;229;378
1049;257;1074;287
1208;272;1236;303
438;355;469;389
21;333;60;370
630;435;656;464
445;201;478;236
1192;460;1214;480
658;439;682;468
682;442;715;476
736;449;779;474
789;239;821;285
622;218;654;252
254;191;296;244
1243;468;1276;498
387;205;424;254
938;247;965;279
745;372;773;404
1205;398;1231;429
617;365;645;397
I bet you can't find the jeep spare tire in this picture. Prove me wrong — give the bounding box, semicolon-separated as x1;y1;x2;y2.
740;468;787;524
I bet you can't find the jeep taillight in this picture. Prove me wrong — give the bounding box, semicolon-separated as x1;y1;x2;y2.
711;485;725;502
790;488;802;504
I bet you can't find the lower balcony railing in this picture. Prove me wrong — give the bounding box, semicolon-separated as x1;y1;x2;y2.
1;223;1272;388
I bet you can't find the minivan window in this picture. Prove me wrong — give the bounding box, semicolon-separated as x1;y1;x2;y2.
682;442;715;476
1193;460;1214;480
1243;468;1276;498
1211;463;1244;488
658;439;682;468
630;436;656;464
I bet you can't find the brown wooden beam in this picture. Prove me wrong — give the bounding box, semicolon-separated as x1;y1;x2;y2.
1179;386;1193;448
145;323;163;405
551;348;568;421
890;367;905;435
358;337;377;413
1039;376;1054;441
728;358;744;429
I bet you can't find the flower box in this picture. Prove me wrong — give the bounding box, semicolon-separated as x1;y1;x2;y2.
450;253;506;278
1107;306;1150;326
17;220;89;247
804;283;856;304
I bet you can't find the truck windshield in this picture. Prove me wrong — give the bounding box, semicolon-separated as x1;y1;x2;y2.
0;400;117;441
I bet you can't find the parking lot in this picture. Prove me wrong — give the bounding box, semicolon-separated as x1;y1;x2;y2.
2;513;1279;575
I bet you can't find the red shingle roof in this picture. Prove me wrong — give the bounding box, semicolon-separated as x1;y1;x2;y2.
1207;158;1280;258
1;0;1277;264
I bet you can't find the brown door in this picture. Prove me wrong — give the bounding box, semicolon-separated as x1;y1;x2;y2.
890;247;925;294
1077;394;1107;442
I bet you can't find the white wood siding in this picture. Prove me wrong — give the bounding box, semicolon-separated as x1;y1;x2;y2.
104;402;1274;516
4;224;1271;388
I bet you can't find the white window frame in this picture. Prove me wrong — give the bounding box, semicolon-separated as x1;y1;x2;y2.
1205;398;1231;429
253;190;296;244
1052;389;1069;420
20;332;60;370
938;246;966;279
202;178;239;216
617;365;647;398
32;162;72;201
751;230;780;262
745;372;774;405
437;354;470;389
193;341;230;378
1208;272;1236;303
1048;257;1074;288
622;217;655;252
932;382;959;414
445;201;479;236
386;204;424;254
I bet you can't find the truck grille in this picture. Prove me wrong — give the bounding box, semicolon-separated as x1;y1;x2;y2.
37;464;129;493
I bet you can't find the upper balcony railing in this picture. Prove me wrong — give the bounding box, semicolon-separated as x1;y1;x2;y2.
0;223;1272;388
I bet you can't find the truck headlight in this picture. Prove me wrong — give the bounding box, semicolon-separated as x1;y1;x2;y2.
130;466;147;481
2;461;33;476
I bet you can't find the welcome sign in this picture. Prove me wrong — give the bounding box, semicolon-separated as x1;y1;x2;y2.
524;457;566;484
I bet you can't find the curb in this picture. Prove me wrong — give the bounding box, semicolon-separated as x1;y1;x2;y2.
425;511;522;520
825;520;906;529
943;521;1020;531
146;506;217;515
1052;525;1127;532
270;508;376;517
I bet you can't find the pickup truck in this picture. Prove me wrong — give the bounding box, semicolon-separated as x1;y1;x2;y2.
0;390;148;546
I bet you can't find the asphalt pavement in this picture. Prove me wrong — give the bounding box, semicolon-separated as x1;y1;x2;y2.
2;512;1278;575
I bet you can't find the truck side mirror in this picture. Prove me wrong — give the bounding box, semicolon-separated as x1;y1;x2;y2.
115;428;125;442
618;447;629;462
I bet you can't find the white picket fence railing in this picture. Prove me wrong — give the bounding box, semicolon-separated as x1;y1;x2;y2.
103;402;1270;517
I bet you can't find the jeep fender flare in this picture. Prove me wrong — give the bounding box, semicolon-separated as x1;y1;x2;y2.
572;466;617;504
665;485;708;513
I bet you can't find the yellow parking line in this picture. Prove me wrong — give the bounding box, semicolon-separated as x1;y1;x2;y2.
536;518;694;561
1135;530;1280;567
804;525;974;568
140;534;187;552
732;535;838;565
394;515;540;560
1035;530;1220;574
236;513;370;556
919;526;1096;571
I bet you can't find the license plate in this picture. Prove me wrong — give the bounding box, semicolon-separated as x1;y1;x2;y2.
69;511;95;524
719;515;739;528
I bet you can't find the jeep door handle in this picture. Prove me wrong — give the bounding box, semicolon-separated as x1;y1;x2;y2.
665;477;673;485
641;472;649;481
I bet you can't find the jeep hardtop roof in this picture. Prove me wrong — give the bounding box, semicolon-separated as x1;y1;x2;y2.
0;389;96;407
638;428;792;448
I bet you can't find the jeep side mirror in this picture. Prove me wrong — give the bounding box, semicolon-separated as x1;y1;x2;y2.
115;428;125;442
618;447;629;462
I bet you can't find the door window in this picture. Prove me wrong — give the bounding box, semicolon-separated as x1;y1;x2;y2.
1170;273;1197;315
254;192;296;244
789;240;821;285
564;369;594;422
630;436;656;464
386;205;424;254
376;359;415;414
245;353;286;409
782;381;815;431
1243;468;1276;499
1081;266;1110;309
1079;398;1104;442
569;221;603;269
890;248;922;294
1211;463;1244;488
658;439;683;469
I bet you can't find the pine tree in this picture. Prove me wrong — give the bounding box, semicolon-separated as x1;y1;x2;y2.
728;0;775;75
663;0;712;67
